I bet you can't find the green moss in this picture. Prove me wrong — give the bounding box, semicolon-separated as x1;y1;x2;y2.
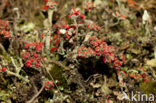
33;12;44;27
119;21;124;28
129;43;134;48
0;90;10;101
130;48;141;54
109;3;113;7
49;64;68;89
0;48;11;63
139;81;156;95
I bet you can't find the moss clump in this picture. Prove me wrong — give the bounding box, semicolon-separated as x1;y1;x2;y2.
49;64;68;89
139;80;156;95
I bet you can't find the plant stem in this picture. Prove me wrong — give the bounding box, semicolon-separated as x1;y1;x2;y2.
6;70;29;82
26;84;44;103
48;10;53;27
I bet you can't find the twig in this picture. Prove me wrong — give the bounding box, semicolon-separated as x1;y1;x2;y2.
49;60;70;70
26;84;44;103
84;74;102;83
